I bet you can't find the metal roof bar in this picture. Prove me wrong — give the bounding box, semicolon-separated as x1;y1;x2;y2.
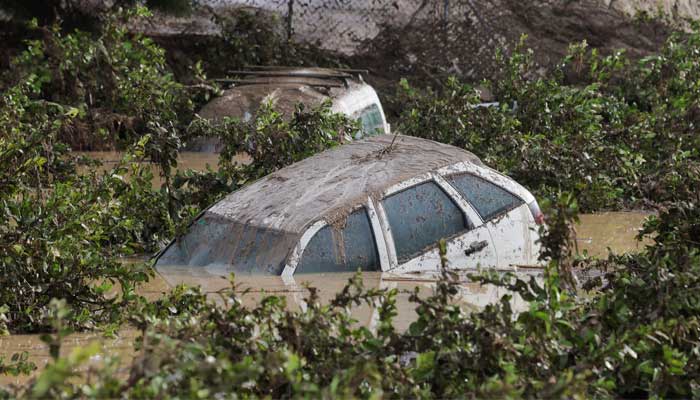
244;65;370;75
227;70;354;80
213;78;344;88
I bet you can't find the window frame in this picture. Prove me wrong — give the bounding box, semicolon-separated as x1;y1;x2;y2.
373;173;483;270
436;162;535;206
281;162;536;276
282;198;389;277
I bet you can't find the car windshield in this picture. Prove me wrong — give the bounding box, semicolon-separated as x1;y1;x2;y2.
157;213;297;275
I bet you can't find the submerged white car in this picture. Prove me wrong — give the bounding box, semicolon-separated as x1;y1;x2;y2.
156;135;544;276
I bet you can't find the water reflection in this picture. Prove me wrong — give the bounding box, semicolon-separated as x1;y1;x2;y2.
157;266;542;332
575;211;651;257
1;211;651;386
74;151;250;187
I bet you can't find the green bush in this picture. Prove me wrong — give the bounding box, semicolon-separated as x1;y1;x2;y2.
6;7;201;170
0;9;362;334
3;190;699;398
2;5;700;398
0;79;158;332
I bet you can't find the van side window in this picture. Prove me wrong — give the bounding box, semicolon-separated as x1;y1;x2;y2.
446;173;523;221
296;207;380;274
382;181;470;263
355;104;385;137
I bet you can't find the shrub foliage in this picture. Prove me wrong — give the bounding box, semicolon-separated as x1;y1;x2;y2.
396;30;700;210
1;7;700;399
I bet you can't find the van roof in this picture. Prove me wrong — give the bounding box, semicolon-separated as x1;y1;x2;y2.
199;67;370;121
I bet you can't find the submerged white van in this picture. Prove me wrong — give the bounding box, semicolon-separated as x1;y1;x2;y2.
188;67;389;152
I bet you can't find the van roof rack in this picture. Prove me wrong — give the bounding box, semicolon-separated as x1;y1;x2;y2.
222;67;370;89
213;78;345;88
243;65;370;76
227;70;351;79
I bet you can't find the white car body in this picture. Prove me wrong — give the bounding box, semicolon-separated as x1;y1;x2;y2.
156;135;543;276
282;159;540;277
330;83;390;138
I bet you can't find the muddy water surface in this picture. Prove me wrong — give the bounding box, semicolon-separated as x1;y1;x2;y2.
0;330;140;387
5;148;654;388
75;151;250;187
0;271;534;386
574;211;651;257
0;208;652;385
147;209;653;332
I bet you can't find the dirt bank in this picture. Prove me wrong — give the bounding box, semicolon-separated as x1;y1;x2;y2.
352;0;672;96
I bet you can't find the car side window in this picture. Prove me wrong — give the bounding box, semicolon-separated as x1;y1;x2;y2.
295;207;380;274
446;173;523;221
355;104;385;137
381;181;470;263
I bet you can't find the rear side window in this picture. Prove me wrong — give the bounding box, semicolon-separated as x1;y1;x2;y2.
156;214;296;275
355;104;385;137
446;173;523;221
382;181;469;263
296;207;380;274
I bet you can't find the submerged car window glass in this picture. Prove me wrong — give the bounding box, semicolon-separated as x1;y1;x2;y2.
296;207;380;273
446;173;523;221
156;214;296;275
382;181;469;263
355;104;385;137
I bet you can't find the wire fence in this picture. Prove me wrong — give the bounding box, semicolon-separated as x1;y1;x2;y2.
194;0;510;55
142;0;670;82
168;0;518;80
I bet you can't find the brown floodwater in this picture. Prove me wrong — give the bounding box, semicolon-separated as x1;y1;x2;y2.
5;148;654;386
0;270;536;387
575;211;651;257
144;210;652;332
1;208;650;386
0;211;651;386
0;329;141;387
74;151;250;187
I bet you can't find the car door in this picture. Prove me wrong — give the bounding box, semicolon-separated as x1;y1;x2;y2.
375;174;498;273
443;172;538;267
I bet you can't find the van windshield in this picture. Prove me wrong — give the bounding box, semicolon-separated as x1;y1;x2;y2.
354;104;385;137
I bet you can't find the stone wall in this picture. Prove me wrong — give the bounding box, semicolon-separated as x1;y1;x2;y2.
601;0;700;21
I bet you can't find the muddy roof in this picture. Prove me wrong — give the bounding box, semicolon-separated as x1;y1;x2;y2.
157;135;483;274
198;82;329;122
199;68;366;122
209;134;483;233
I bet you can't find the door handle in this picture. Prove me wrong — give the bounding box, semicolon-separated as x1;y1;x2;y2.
465;240;489;256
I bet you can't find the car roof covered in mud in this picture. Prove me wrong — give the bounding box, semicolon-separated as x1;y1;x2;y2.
210;134;482;232
157;135;483;274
